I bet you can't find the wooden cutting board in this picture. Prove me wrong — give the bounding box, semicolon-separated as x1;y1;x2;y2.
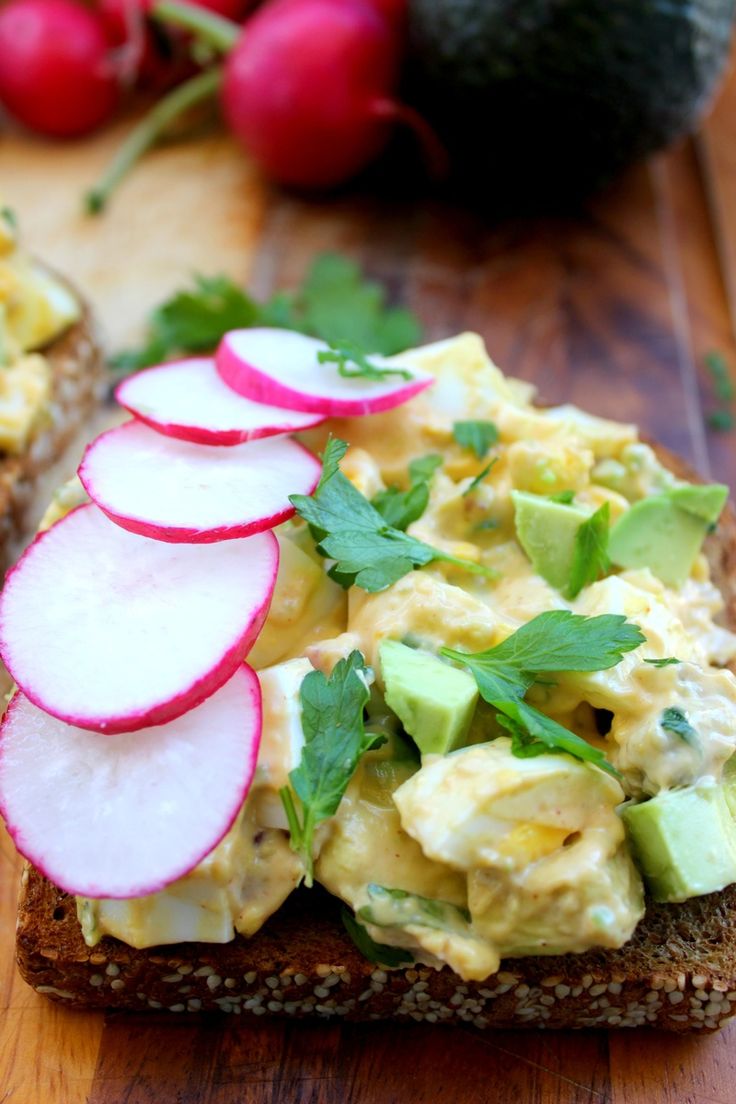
1;70;736;1103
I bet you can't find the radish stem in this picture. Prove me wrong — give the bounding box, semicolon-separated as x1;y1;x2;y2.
85;66;222;214
371;98;449;180
152;0;239;52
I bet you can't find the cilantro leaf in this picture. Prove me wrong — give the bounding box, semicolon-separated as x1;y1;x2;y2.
441;611;643;776
341;908;414;967
280;651;374;885
498;702;621;777
447;610;645;676
453;420;499;459
660;706;699;749
111;274;262;372
548;490;575;505
291;438;497;593
358;884;472;933
463;458;497;497
290;254;421;354
372;453;442;531
566;503;611;599
372;481;430;531
111;254;422;373
408;453;442;484
644;657;681;668
317;342;412;382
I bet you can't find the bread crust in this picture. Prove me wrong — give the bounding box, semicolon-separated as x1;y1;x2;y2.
0;290;105;575
12;443;736;1031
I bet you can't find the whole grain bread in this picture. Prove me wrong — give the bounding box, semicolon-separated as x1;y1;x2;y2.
12;444;736;1032
0;287;105;576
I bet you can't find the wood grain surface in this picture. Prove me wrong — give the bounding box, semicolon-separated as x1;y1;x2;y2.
2;62;736;1104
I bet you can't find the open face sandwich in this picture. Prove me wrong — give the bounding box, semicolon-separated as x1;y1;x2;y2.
4;330;736;1032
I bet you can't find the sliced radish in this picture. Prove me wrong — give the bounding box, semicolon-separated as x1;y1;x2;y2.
0;666;262;899
79;421;322;544
0;504;278;734
116;357;326;446
216;328;432;416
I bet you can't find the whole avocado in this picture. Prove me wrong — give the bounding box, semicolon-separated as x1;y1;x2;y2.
407;0;736;203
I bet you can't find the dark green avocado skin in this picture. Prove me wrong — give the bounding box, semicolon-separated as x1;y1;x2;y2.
407;0;736;204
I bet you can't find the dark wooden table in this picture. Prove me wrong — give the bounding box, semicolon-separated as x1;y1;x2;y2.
2;57;736;1104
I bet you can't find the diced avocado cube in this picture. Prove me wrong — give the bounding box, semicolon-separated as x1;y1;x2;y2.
622;781;736;903
668;483;728;523
609;482;728;588
379;640;478;756
511;490;587;591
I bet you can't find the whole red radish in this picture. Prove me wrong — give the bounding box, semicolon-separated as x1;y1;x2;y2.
0;0;120;138
221;0;406;189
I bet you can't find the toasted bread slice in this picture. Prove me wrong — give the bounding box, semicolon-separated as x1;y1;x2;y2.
12;446;736;1032
0;290;105;575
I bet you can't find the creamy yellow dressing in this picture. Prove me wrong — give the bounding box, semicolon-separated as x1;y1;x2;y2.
75;333;736;977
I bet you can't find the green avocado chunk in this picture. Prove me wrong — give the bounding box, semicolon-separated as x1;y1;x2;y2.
622;780;736;903
608;483;728;588
511;490;587;592
379;639;478;755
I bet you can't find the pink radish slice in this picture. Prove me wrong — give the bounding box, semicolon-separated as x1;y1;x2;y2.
216;328;432;416
0;666;262;898
79;420;322;544
116;357;326;446
0;504;278;734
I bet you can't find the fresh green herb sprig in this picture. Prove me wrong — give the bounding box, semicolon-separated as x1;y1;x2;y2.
566;503;611;599
644;657;681;668
291;438;497;593
548;490;575;505
453;420;499;459
112;254;422;373
318;342;413;382
372;453;443;531
279;651;377;886
441;610;645;776
660;706;699;749
341;908;414;967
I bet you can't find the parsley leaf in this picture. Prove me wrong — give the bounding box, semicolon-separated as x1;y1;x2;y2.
372;453;442;531
111;254;422;373
548;490;575;504
341;908;414;967
660;706;699;749
708;409;735;432
566;503;611;599
644;657;681;668
291;438;497;592
441;611;644;776
317;342;412;382
279;651;374;885
463;458;497;497
453;420;499;459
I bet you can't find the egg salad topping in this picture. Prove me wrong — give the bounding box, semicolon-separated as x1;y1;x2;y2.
77;334;736;980
0;205;80;454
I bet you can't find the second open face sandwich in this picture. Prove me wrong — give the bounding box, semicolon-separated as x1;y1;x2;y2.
4;330;736;1031
0;204;104;571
